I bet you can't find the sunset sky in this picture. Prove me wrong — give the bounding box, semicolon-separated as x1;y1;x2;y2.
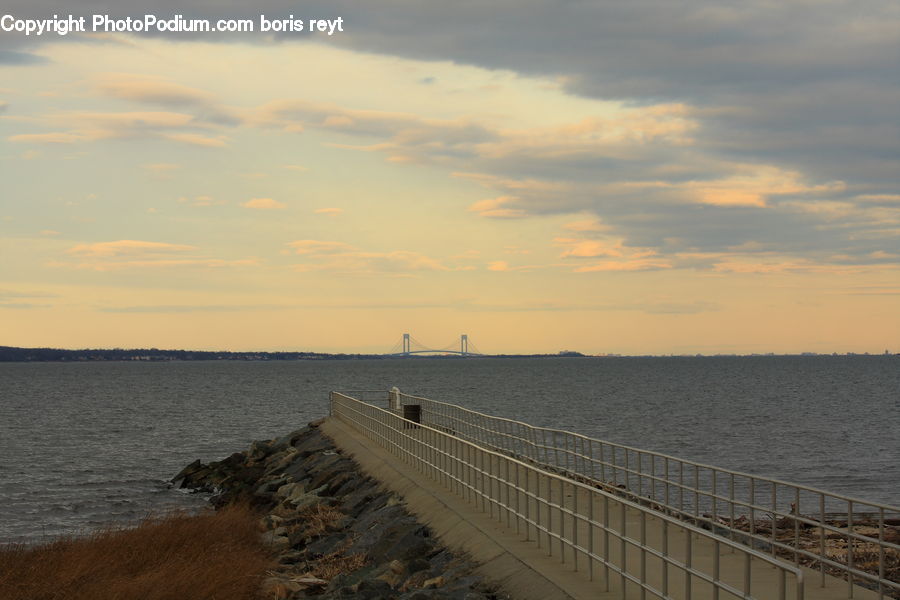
2;2;898;355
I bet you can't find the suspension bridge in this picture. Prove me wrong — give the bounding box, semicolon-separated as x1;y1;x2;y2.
387;333;483;356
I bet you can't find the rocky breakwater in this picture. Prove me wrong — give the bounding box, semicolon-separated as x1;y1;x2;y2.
172;419;500;600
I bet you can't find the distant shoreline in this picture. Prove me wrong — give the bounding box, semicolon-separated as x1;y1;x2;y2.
0;345;894;362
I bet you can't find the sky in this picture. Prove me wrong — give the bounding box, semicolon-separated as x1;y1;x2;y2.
1;1;898;355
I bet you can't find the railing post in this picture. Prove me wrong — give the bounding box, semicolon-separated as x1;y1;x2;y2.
389;386;401;411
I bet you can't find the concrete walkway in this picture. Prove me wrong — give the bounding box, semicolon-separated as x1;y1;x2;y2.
320;416;879;600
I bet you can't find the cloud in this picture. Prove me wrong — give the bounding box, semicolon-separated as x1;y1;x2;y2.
66;240;195;258
557;238;627;259
162;132;229;147
484;260;544;273
573;259;673;272
8;132;83;144
142;163;181;179
564;219;609;233
58;258;259;272
252;94;871;262
554;235;671;271
142;162;180;172
56;240;257;271
857;194;900;204
0;50;46;65
3;2;896;272
39;230;60;236
9;107;231;147
242;197;286;209
0;288;57;301
288;240;355;255
93;73;214;107
99;303;285;313
286;239;455;274
91;73;241;126
178;195;222;207
314;207;344;216
468;196;527;219
253;99;495;164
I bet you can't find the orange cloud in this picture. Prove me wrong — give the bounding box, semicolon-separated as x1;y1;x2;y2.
286;240;455;274
162;132;229;148
10;110;229;148
574;259;673;272
314;207;344;216
58;259;258;272
683;167;845;208
288;240;354;255
66;240;194;258
468;196;527;219
242;198;286;210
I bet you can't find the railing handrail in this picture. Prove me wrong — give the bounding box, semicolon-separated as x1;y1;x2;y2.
330;391;807;600
337;388;899;598
331;393;808;565
395;391;899;514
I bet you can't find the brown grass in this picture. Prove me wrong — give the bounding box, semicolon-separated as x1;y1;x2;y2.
293;504;343;539
311;547;369;580
0;503;275;600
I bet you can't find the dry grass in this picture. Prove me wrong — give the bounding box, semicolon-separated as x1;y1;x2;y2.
0;503;275;600
294;504;343;539
311;547;369;580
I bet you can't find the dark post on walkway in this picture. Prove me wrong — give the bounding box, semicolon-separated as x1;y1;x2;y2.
402;404;421;428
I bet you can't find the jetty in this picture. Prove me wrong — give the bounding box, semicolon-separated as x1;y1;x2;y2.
322;389;899;600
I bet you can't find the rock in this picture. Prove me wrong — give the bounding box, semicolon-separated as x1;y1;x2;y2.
303;531;349;555
401;570;431;592
376;570;405;588
248;439;272;462
287;485;327;510
256;476;290;497
175;423;490;600
266;447;301;476
341;484;388;518
353;578;395;599
886;527;900;544
278;550;304;564
261;514;285;530
389;559;406;574
277;482;306;501
268;428;309;455
262;532;292;552
171;459;203;482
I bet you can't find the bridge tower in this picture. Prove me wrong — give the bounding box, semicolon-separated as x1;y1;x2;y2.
460;334;468;356
402;333;411;356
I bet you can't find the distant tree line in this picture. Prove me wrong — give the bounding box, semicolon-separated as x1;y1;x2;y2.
0;346;385;362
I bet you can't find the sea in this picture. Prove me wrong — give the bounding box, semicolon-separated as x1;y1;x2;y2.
1;356;898;545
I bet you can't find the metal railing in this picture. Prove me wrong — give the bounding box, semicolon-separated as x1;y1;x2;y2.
331;391;807;600
337;389;900;599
